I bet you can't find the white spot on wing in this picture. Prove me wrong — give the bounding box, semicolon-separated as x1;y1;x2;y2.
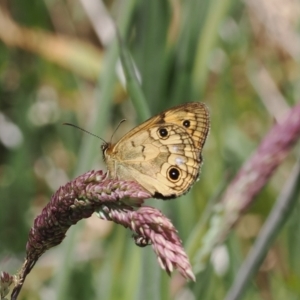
175;157;185;165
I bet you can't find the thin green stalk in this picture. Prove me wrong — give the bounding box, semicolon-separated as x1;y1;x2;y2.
131;0;170;113
192;0;233;96
186;180;227;258
116;18;164;300
225;159;300;300
54;42;118;300
169;0;209;106
117;32;151;122
54;3;136;299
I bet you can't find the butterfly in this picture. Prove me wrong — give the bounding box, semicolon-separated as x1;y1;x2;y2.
102;102;210;199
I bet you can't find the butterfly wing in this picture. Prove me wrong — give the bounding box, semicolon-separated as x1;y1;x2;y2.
162;102;210;150
104;102;210;199
115;102;209;149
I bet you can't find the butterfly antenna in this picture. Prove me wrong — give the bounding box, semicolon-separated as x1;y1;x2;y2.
110;119;126;144
63;123;107;144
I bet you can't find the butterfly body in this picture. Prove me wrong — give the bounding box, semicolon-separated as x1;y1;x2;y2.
102;102;210;199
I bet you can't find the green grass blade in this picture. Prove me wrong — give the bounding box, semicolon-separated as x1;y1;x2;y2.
192;0;234;95
53;4;137;299
224;159;300;300
117;31;151;121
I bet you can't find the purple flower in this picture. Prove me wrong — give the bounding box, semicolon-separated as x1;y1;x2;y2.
99;205;195;281
8;169;194;299
0;272;14;299
221;103;300;230
193;103;300;270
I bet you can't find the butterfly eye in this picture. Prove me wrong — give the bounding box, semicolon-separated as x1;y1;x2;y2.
157;127;169;139
167;166;181;182
182;120;190;128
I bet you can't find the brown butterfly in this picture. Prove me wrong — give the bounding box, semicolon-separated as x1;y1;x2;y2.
102;102;210;199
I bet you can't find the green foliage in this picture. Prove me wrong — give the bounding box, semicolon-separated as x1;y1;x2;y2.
0;0;299;299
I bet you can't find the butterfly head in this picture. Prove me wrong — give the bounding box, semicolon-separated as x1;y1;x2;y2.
101;119;126;162
101;142;109;162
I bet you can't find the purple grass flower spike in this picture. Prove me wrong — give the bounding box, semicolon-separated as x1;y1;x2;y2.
194;103;300;275
221;102;300;233
0;272;14;300
98;205;196;281
4;169;194;300
8;170;152;300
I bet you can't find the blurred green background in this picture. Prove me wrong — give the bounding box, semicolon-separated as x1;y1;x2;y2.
1;0;300;299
